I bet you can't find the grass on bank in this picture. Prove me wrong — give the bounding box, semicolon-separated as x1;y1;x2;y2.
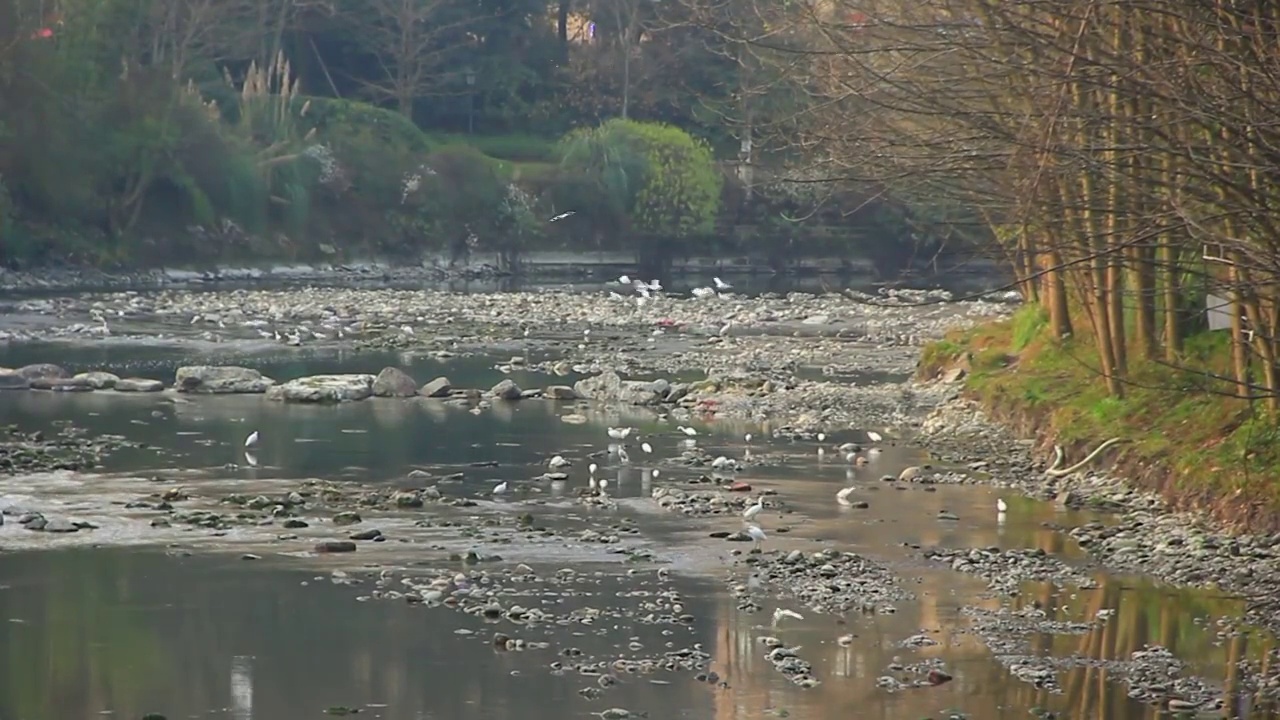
920;305;1280;512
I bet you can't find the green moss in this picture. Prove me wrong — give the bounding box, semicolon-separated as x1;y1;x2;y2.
948;306;1280;512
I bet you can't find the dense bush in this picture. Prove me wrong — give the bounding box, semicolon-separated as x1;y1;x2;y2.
555;119;722;240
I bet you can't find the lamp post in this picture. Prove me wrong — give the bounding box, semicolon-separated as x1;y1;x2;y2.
465;68;476;135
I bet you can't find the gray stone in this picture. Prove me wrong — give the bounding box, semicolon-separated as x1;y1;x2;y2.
573;371;667;406
175;366;274;394
30;377;94;392
42;518;79;533
16;363;68;380
420;376;452;397
315;541;357;553
115;377;165;392
372;366;419;397
73;371;120;389
266;374;374;403
490;378;523;400
333;511;362;526
544;385;579;400
0;371;29;390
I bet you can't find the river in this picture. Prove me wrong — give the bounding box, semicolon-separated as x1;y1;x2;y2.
0;285;1272;720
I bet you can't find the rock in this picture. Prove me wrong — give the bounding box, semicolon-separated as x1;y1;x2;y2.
115;377;165;392
490;379;523;401
420;376;452;397
73;371;120;389
175;366;274;394
315;541;357;553
0;371;29;390
42;518;80;533
573;370;667;406
372;366;418;397
266;374;374;403
16;363;68;380
392;490;424;507
544;385;579;400
899;466;922;482
29;377;94;392
350;528;383;540
332;511;363;526
941;366;967;383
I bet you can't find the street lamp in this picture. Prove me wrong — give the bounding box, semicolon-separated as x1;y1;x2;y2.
464;68;476;135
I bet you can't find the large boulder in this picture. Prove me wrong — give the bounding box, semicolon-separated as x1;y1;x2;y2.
175;366;274;394
490;379;523;401
266;374;375;403
372;366;419;397
17;363;68;380
0;371;30;390
573;370;668;406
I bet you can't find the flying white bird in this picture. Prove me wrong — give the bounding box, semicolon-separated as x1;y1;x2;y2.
745;524;767;551
493;481;509;495
244;431;260;448
997;498;1008;513
549;211;576;222
641;442;653;454
772;608;804;626
678;426;698;437
713;277;732;290
836;486;857;505
743;497;764;522
867;431;883;443
549;455;570;469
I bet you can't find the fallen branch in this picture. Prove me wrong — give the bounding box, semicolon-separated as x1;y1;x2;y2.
1046;437;1123;477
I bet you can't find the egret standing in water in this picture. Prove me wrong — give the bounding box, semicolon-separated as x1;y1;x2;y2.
997;498;1008;513
772;608;803;626
244;431;260;448
493;481;509;496
745;524;767;552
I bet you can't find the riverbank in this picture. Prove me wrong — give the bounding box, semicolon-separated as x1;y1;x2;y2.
913;306;1280;645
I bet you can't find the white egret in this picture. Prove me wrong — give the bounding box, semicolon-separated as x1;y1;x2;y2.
745;524;767;552
744;433;752;444
493;481;509;495
549;455;570;469
772;608;804;626
836;486;856;505
589;475;598;490
743;497;764;522
641;442;653;454
244;431;260;448
678;426;698;437
867;431;883;443
713;277;732;290
607;427;632;440
619;275;631;285
589;462;598;475
997;498;1008;513
817;432;826;442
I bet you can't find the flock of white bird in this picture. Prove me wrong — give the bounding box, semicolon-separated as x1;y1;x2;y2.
608;275;734;306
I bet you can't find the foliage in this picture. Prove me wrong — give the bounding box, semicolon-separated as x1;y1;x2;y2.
557;119;722;239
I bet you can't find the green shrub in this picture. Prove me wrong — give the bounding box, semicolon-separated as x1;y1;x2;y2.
556;119;721;239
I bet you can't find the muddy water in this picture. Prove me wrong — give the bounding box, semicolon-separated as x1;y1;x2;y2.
0;345;1275;719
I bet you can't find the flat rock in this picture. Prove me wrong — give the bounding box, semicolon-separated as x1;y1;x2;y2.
0;371;30;390
573;370;667;405
544;385;579;400
372;366;418;397
315;541;357;553
266;374;374;403
30;377;94;392
73;371;120;389
115;377;165;392
16;363;68;380
176;366;274;394
420;376;452;397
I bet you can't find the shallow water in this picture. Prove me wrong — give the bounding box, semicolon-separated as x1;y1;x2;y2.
0;344;1275;719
